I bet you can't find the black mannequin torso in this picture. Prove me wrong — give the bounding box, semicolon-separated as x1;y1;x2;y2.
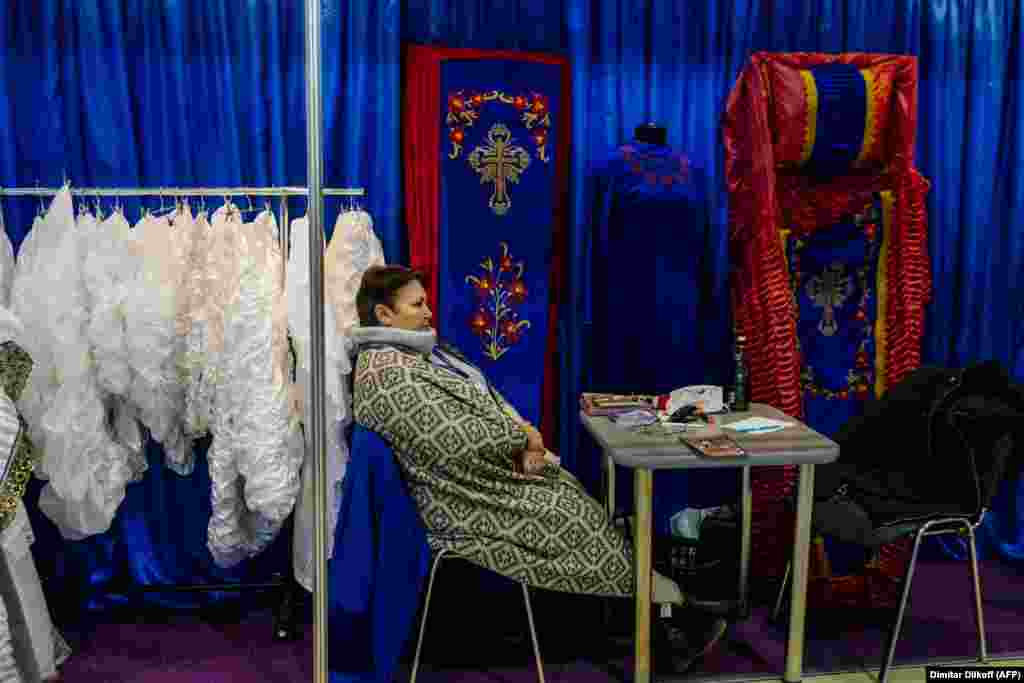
634;122;667;146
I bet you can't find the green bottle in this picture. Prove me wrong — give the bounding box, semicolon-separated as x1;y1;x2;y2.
733;335;749;412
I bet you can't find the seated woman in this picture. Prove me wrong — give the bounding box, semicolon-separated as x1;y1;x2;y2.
350;265;726;670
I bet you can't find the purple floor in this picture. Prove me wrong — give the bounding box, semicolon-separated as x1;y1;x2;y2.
56;559;1023;682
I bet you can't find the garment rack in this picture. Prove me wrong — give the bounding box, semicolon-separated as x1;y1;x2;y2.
0;182;364;641
0;186;363;196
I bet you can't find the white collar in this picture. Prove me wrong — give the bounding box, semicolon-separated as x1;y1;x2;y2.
350;326;438;356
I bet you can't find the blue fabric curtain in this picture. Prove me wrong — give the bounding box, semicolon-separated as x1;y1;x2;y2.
3;1;1024;612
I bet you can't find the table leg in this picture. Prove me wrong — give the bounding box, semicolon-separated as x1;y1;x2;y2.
784;464;815;683
606;452;617;521
738;466;752;617
634;469;653;683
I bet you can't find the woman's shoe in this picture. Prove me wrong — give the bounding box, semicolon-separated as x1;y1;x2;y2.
675;615;728;673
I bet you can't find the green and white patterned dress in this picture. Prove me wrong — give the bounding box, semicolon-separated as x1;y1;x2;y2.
352;338;635;597
0;340;33;532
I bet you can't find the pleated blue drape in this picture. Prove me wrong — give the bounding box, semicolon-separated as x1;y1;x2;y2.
2;1;1023;608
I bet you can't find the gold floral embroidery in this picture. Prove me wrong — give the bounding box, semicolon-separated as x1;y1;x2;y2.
467;124;532;216
0;343;35;532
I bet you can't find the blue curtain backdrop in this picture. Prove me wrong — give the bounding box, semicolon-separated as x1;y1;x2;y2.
2;1;1023;616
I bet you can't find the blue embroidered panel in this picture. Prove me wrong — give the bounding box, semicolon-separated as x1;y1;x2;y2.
787;203;882;438
439;59;562;424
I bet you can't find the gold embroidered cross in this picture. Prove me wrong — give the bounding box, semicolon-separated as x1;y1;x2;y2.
468;123;531;216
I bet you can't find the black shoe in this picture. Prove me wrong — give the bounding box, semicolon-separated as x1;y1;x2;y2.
652;614;687;673
675;615;728;673
652;609;727;674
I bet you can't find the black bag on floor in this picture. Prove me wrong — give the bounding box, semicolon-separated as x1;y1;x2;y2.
653;507;740;602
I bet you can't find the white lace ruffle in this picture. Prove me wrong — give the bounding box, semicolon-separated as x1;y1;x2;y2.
121;211;191;475
288;214;358;590
326;210;385;340
0;214;14;311
182;211;214;437
208;209;299;567
9;190;135;539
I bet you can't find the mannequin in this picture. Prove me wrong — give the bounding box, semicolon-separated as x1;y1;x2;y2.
634;122;668;146
589;125;733;536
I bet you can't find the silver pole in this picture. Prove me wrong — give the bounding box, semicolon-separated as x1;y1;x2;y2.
322;188;365;197
305;0;328;680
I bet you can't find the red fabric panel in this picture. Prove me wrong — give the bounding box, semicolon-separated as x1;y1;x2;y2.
767;61;809;169
404;46;442;322
723;52;927;580
402;46;569;443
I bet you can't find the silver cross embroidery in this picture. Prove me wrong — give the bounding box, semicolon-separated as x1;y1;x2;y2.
805;262;854;337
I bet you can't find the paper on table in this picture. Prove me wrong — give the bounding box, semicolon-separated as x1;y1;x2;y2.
722;416;794;434
609;410;659;428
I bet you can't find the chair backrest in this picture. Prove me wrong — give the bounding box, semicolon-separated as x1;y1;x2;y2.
938;362;1024;515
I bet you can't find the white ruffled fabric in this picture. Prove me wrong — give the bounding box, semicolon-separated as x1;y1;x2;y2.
37;202;136;539
12;195;67;462
203;205;246;565
326;209;384;338
0;213;14;310
5;190;133;539
182;210;214;437
122;209;191;475
0;388;21;683
84;210;138;398
288;215;356;591
207;208;300;567
82;210;145;469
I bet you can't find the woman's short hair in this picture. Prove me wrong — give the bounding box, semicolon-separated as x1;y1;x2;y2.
356;265;426;326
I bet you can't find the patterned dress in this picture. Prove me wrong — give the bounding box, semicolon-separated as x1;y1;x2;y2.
353;344;635;597
0;341;33;533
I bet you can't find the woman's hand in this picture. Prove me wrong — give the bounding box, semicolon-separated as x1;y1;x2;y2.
518;449;547;476
521;423;544;453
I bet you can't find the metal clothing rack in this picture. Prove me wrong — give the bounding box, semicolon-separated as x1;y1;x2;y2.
0;183;363;645
4;3;342;679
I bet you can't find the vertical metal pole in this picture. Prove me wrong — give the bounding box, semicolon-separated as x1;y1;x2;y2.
738;465;752;616
304;1;328;682
633;470;654;683
784;463;815;683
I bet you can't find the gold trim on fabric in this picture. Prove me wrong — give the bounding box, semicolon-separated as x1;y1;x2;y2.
0;426;34;532
779;228;792;273
799;70;819;165
856;69;877;166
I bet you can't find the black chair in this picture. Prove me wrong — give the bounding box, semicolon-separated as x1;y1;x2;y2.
772;378;1021;683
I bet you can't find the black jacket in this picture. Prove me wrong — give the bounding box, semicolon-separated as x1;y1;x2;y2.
814;361;1024;525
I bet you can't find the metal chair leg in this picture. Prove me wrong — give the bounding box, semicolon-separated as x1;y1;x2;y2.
966;523;988;663
772;561;792;622
878;528;928;683
520;583;546;683
411;551;447;683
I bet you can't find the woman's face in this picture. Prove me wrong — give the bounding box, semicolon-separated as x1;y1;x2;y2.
376;280;433;331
